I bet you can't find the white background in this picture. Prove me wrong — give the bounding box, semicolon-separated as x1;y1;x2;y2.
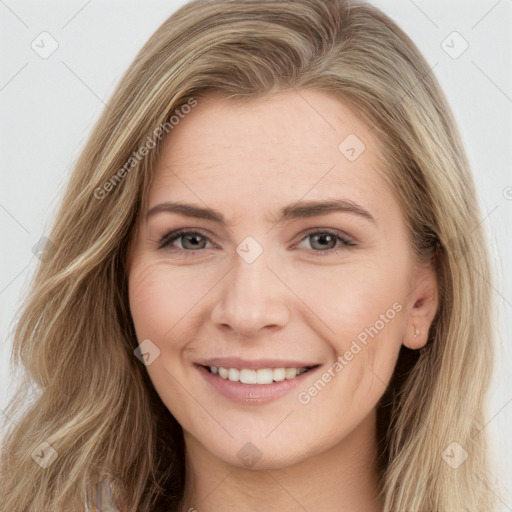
1;0;511;508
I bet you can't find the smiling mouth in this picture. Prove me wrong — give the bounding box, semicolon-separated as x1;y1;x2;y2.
201;365;318;384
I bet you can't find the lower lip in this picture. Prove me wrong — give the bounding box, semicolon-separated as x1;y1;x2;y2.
196;365;319;405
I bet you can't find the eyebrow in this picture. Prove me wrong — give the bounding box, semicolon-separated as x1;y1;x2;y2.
146;198;377;226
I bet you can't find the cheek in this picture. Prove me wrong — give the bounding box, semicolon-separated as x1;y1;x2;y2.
128;261;202;415
279;257;408;343
128;262;174;341
128;259;213;344
284;259;407;400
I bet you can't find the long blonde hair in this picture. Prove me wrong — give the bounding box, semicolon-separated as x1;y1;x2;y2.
0;1;496;510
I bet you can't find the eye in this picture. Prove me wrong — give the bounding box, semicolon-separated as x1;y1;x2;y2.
157;228;357;256
158;230;215;254
295;229;357;255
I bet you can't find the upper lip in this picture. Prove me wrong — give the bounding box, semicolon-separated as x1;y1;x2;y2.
198;357;320;369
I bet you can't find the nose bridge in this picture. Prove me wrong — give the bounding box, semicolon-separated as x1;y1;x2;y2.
211;240;289;335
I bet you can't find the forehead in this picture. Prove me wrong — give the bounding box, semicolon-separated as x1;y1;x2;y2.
147;89;394;221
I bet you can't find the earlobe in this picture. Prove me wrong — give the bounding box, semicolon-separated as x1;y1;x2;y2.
405;323;424;350
403;264;439;350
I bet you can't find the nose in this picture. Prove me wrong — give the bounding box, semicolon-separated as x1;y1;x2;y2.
210;245;290;338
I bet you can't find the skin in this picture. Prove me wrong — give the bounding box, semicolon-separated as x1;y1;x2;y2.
127;89;439;512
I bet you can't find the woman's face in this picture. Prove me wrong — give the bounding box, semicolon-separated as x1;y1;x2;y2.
127;90;437;469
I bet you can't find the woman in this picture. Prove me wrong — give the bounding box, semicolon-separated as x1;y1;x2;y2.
0;0;497;510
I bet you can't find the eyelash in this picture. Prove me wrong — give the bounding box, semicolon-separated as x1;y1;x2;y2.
157;228;357;256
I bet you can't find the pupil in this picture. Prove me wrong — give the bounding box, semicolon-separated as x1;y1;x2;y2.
184;235;204;249
312;234;334;250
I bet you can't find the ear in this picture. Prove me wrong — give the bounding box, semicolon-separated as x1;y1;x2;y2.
403;262;439;350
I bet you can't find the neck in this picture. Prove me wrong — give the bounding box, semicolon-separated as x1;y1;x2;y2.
179;409;383;512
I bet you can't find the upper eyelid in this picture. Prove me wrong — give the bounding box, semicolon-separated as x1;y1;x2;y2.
157;229;214;249
292;227;356;245
158;227;356;250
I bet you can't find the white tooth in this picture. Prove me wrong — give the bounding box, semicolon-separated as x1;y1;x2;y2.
215;366;306;384
239;368;257;384
285;367;297;379
228;368;240;381
256;368;273;384
272;368;286;381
